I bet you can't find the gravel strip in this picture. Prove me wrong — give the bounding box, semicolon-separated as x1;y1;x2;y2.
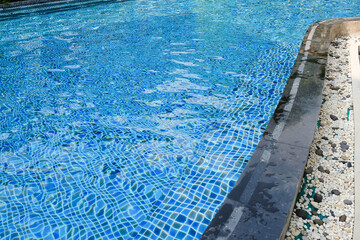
285;37;355;240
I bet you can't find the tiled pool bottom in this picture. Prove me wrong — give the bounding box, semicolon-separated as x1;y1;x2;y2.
0;0;300;239
2;1;360;240
0;47;296;240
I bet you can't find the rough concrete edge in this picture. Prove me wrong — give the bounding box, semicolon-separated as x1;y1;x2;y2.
349;36;360;240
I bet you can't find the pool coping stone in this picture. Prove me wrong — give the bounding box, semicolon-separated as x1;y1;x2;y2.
201;17;360;240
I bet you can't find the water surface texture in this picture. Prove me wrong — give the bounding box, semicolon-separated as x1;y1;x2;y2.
0;0;359;239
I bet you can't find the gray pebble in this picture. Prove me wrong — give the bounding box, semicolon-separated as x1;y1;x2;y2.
315;149;323;156
331;189;340;195
330;210;335;217
318;166;325;172
344;199;352;205
331;143;336;148
311;210;318;216
347;162;352;168
341;148;349;152
324;169;330;174
330;114;338;121
305;167;313;174
295;209;308;220
318;178;324;183
322;136;329;140
314;193;323;203
314;219;323;225
340;142;349;152
339;215;347;222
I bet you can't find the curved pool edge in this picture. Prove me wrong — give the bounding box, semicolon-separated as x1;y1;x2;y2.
201;17;360;240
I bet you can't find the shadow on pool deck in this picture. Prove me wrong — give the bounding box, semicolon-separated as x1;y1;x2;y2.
201;17;360;240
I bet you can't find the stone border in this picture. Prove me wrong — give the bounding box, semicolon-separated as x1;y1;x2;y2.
201;17;360;240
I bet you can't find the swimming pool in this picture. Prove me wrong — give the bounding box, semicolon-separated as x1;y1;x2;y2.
0;0;359;239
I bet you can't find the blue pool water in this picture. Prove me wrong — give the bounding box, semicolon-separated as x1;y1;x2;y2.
0;0;359;239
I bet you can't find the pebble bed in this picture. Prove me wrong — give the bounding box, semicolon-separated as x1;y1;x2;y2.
285;37;355;239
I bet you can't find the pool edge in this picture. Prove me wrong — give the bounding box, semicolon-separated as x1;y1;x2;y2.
201;17;360;240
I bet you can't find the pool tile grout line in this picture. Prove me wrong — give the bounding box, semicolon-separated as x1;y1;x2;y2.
201;17;360;240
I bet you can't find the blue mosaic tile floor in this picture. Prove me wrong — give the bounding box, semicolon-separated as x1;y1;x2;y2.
0;0;360;239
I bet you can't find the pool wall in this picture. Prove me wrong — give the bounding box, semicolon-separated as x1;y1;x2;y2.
201;17;360;240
